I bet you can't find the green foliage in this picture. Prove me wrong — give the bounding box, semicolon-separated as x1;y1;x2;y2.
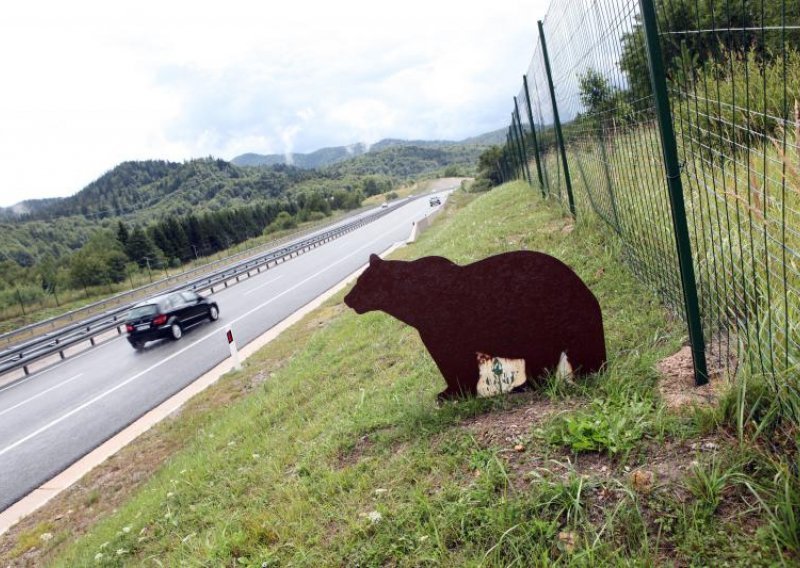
674;47;800;153
474;145;505;189
577;68;633;126
68;231;128;287
543;394;656;455
263;211;297;234
125;226;163;269
443;164;460;177
619;0;800;102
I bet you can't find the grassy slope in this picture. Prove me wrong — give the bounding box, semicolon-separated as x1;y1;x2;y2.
8;181;795;566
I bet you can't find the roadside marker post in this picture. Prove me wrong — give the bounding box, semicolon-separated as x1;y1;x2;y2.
226;327;242;371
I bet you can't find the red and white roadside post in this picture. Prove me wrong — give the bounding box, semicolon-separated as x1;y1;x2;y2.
226;327;242;371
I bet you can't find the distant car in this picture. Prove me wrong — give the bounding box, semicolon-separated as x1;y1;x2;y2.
429;196;441;206
381;202;389;208
124;291;219;350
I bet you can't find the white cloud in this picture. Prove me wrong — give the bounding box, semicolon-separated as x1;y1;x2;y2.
0;0;548;206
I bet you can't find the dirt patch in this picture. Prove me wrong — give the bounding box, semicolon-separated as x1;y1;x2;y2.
657;335;737;410
459;393;563;448
335;435;377;470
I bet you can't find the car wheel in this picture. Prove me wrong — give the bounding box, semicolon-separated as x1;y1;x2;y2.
130;340;145;351
208;305;219;321
170;323;183;340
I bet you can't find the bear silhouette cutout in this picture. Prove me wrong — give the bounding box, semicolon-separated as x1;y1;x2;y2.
344;251;606;400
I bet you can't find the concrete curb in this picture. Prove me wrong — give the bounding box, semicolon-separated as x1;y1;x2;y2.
0;239;409;536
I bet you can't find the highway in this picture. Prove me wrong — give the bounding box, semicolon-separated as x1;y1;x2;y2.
0;185;452;511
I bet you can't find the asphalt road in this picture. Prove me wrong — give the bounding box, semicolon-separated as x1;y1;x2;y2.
0;186;453;511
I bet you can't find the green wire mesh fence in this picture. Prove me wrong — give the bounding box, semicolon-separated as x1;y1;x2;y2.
506;0;799;407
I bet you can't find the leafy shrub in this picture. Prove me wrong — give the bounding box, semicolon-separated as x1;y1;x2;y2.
263;211;297;234
543;394;655;455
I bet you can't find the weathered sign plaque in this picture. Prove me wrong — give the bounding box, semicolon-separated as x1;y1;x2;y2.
344;251;606;400
476;354;527;397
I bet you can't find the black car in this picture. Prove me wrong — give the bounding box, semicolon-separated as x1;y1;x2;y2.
124;291;219;350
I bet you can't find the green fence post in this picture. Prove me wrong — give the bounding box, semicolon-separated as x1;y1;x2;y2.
638;0;708;386
509;125;524;181
509;123;525;182
522;75;546;196
513;97;533;185
505;131;518;180
537;20;576;217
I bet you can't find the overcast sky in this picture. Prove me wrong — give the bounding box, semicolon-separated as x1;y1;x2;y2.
0;1;548;206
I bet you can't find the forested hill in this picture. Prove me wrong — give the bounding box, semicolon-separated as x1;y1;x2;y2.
3;144;483;224
4;159;316;222
0;129;497;268
325;145;474;178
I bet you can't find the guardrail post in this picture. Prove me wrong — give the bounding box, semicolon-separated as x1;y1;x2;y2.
513;98;533;185
522;75;546;196
538;20;576;217
638;0;707;386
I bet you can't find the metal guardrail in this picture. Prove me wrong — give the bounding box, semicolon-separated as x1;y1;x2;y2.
0;199;418;379
0;206;380;350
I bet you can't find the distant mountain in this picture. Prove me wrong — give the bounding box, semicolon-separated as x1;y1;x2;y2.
231;128;505;169
459;128;506;146
232;143;368;169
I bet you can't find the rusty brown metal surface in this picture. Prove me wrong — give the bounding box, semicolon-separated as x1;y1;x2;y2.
344;251;607;400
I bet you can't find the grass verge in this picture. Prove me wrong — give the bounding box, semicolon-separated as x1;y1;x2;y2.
1;181;797;566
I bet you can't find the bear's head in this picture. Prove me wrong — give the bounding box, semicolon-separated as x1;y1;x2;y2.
344;254;391;314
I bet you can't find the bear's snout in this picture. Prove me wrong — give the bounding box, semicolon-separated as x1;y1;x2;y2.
344;289;365;313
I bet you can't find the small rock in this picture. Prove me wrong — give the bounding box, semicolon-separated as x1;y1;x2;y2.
557;530;577;554
39;532;53;542
702;441;718;451
630;470;654;493
367;510;382;524
374;488;388;495
514;444;525;452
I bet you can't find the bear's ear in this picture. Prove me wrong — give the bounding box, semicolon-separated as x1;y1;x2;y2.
369;253;381;266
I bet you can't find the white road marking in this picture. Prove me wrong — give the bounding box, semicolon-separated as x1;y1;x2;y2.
0;338;119;394
0;374;84;419
243;275;283;296
0;209;422;458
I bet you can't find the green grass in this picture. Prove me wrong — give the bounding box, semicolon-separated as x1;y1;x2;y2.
15;181;797;566
539;115;800;393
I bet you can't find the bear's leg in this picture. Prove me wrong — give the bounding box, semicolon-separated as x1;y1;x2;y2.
428;349;479;401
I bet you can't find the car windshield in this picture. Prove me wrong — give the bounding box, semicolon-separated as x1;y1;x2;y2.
127;304;158;319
